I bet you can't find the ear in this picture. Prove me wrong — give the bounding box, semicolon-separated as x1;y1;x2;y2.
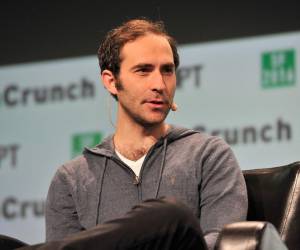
101;70;118;96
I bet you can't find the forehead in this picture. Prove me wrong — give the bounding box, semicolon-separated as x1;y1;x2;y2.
120;34;174;66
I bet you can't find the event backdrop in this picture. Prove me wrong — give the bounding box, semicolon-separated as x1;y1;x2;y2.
0;31;299;243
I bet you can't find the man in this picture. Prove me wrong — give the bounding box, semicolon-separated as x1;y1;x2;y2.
45;19;247;249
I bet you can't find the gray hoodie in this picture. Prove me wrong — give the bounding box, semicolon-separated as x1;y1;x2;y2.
46;126;247;249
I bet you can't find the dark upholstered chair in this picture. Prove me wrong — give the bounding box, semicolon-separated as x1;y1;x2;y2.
0;234;28;250
217;161;300;250
216;221;288;250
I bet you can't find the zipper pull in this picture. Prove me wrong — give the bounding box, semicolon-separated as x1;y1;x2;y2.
133;175;139;185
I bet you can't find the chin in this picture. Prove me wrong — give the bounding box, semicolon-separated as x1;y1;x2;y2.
136;115;167;127
126;107;170;127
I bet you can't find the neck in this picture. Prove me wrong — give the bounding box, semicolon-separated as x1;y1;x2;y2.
113;111;169;161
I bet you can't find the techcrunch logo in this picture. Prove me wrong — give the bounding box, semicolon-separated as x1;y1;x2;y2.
194;118;292;145
0;196;45;220
261;49;296;88
0;78;95;108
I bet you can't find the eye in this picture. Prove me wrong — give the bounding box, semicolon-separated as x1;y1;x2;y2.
135;66;153;75
138;67;151;73
161;65;175;75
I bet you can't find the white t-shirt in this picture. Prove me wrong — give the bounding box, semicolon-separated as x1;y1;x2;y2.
115;150;146;177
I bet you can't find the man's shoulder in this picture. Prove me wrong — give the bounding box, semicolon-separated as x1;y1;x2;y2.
52;152;107;188
189;132;229;148
54;154;90;179
169;126;229;149
53;135;113;182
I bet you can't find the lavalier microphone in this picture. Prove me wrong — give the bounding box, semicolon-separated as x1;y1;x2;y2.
171;102;178;111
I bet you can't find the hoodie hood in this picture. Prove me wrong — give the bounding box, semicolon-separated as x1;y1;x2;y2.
84;125;199;157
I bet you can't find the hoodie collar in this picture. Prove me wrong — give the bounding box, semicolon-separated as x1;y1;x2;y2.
84;125;199;157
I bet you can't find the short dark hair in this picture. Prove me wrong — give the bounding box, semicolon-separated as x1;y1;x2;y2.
98;18;180;76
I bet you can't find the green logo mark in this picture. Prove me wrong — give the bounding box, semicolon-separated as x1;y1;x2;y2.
261;49;296;88
71;131;103;158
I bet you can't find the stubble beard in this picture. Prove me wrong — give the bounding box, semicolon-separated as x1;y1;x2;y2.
120;99;170;128
115;79;171;128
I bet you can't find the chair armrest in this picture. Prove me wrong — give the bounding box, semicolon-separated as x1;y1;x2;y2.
215;221;288;250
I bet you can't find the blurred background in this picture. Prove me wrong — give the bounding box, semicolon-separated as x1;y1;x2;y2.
1;0;300;244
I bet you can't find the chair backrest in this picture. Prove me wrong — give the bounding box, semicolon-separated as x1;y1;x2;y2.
243;161;300;250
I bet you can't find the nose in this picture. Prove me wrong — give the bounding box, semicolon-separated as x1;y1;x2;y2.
150;70;167;93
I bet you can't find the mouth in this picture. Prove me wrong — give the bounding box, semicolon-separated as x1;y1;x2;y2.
145;99;168;109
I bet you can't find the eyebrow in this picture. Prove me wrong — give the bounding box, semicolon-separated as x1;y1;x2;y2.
130;63;175;71
130;63;153;71
161;63;176;69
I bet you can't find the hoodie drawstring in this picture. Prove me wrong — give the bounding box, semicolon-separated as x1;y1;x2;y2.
154;138;168;198
96;157;108;224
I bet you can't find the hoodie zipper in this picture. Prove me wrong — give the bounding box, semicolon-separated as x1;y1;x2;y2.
111;157;143;201
111;143;159;202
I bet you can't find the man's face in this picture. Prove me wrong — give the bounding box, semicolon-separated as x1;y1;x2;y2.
116;33;176;127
